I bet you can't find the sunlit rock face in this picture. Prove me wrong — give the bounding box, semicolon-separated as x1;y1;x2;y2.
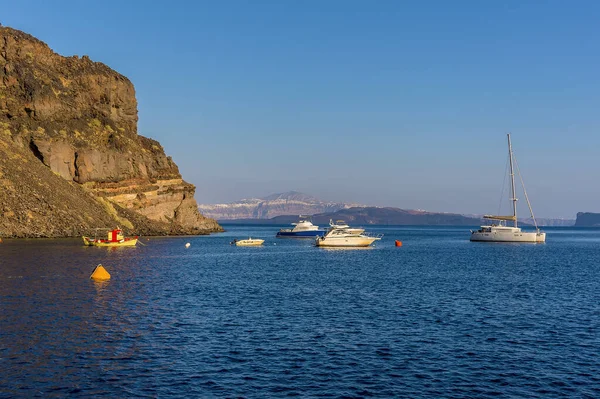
0;26;221;237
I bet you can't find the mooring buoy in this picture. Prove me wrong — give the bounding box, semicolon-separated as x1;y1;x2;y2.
90;264;111;281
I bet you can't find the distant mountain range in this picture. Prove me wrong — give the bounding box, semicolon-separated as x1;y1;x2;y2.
300;207;481;226
198;191;359;220
520;218;575;227
462;215;575;227
220;207;481;226
199;191;480;225
199;191;577;226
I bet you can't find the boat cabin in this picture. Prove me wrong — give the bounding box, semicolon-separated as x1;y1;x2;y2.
476;225;521;234
108;228;125;242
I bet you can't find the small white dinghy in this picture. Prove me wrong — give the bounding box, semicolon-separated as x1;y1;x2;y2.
232;238;265;247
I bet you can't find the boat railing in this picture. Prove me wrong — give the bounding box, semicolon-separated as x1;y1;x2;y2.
360;232;384;239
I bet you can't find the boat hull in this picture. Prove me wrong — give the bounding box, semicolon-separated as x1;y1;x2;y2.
315;237;379;247
82;236;138;247
235;239;264;247
276;230;326;238
470;231;546;243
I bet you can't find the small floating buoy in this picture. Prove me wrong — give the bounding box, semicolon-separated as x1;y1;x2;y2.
395;240;402;247
185;243;191;248
90;264;110;281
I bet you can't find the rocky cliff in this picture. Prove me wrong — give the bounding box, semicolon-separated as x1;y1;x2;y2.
0;26;221;237
574;212;600;227
198;191;358;220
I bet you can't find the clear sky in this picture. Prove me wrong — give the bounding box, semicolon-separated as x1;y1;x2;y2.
2;1;599;218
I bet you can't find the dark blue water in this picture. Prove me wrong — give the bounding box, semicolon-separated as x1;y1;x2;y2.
1;226;599;398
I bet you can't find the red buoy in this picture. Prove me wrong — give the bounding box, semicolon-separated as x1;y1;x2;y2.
395;240;402;247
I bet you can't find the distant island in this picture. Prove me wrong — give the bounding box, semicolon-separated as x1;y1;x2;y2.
574;212;600;227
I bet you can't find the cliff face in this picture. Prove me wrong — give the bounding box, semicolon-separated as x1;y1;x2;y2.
574;212;600;227
0;26;221;237
198;191;357;220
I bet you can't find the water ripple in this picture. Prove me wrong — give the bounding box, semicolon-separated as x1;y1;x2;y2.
0;227;599;397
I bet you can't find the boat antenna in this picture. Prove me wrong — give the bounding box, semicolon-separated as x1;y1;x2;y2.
507;133;518;228
514;156;539;231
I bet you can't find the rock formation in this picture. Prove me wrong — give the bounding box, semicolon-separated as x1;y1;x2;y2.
574;212;600;227
0;26;222;237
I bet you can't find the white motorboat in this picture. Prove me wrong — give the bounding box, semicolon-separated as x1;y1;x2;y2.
316;221;382;247
470;134;546;243
232;238;265;246
328;219;365;235
276;216;326;238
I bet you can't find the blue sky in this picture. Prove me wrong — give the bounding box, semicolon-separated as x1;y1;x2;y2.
2;1;599;217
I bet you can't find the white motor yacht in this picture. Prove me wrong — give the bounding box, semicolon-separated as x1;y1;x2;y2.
276;216;326;237
316;221;382;247
328;219;365;235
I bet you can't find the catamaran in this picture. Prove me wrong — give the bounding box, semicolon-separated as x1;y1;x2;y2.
470;134;546;243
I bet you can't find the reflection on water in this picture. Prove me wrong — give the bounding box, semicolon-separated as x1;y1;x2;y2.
92;279;111;295
1;227;600;397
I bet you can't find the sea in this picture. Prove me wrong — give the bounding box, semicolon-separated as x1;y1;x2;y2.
1;225;599;398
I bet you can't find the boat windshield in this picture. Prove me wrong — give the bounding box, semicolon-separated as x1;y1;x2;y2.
483;219;507;227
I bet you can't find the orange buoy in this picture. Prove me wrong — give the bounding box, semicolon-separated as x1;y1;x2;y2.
395;240;402;247
90;264;111;281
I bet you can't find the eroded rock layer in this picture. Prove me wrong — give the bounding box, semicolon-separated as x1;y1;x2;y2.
0;26;222;237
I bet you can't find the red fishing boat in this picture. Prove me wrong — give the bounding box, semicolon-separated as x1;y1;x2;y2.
82;228;138;247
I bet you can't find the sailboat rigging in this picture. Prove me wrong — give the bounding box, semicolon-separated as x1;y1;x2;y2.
470;134;546;243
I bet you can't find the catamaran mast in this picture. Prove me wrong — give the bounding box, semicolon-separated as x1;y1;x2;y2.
507;133;518;227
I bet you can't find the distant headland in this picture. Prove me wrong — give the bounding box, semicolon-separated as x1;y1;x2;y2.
0;26;222;237
574;212;600;227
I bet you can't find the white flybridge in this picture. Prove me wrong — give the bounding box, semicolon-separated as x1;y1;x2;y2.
470;134;546;243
